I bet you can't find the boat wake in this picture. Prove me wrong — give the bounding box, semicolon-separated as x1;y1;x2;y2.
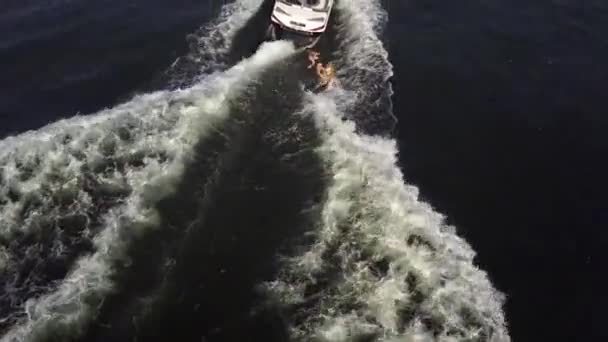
266;95;509;341
0;0;509;341
0;39;295;341
262;0;510;340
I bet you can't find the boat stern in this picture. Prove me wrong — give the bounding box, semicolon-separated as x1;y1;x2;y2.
270;0;332;35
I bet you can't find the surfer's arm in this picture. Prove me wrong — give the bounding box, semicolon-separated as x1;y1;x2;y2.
307;59;316;69
307;51;319;69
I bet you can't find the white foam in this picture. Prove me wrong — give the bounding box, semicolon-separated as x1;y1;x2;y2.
0;40;295;342
268;93;510;340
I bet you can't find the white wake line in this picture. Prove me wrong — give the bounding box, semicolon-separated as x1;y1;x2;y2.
333;0;393;86
0;0;263;150
167;0;264;84
0;40;296;342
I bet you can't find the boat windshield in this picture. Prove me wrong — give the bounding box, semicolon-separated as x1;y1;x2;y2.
280;0;329;10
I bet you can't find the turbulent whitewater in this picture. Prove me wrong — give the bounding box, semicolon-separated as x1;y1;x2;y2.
0;0;509;341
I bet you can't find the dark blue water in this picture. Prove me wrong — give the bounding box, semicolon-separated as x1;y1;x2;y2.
387;1;607;341
0;0;218;135
0;0;605;341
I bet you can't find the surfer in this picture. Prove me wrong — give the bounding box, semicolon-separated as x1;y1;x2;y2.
315;62;336;90
306;49;336;90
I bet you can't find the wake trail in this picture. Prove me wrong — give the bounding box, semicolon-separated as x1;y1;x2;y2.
84;54;331;342
0;40;296;342
332;0;395;135
163;0;265;88
263;0;511;341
